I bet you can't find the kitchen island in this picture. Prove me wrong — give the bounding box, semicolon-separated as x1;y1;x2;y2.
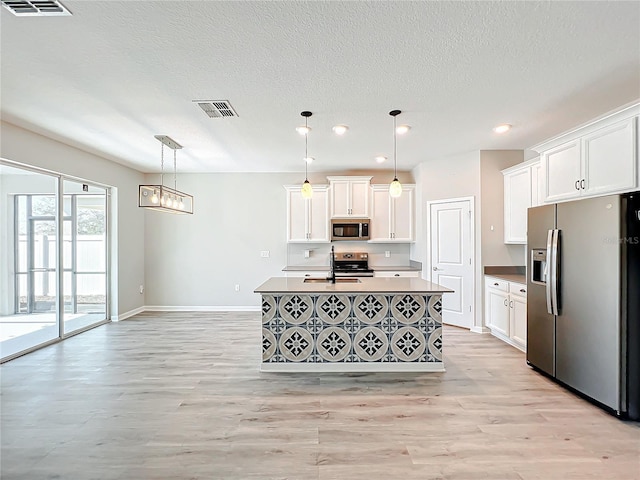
254;277;453;372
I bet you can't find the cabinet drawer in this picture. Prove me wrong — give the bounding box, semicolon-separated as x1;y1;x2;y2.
486;277;509;292
510;283;527;297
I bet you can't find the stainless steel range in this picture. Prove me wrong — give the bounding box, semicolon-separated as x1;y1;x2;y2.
333;252;374;277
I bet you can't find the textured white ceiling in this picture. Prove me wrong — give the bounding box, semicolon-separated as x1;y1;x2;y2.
1;1;639;173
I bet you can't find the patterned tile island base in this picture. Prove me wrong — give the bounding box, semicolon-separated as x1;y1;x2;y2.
260;293;444;372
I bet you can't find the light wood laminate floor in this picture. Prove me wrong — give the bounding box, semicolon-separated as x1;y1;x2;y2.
1;312;638;480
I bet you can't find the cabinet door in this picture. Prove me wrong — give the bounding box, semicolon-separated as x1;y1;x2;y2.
510;294;527;348
286;188;309;242
486;288;510;337
349;180;369;217
504;167;531;244
392;185;414;241
544;140;582;202
331;181;350;217
370;187;391;241
308;188;330;242
530;160;543;207
583;117;637;196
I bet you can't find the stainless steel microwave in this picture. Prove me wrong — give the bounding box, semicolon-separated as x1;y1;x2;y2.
331;219;370;241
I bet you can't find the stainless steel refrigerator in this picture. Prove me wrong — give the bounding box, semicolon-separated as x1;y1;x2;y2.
527;192;640;420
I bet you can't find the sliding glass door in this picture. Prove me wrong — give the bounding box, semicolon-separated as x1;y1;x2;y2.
0;162;110;361
62;180;108;335
0;166;60;359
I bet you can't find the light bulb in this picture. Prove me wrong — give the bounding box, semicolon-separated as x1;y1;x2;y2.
396;124;411;135
493;124;512;134
150;190;159;204
296;125;311;135
301;180;313;199
160;195;166;206
179;199;185;210
389;178;403;198
304;157;314;164
375;156;387;164
332;125;349;135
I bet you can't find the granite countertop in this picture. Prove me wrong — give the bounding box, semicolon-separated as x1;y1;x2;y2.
370;265;421;272
485;273;527;284
255;277;453;294
282;265;421;272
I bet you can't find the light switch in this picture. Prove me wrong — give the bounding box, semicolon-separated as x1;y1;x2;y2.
385;251;391;258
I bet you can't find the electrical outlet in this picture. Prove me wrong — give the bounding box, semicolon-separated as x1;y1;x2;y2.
260;250;270;258
385;251;391;258
139;285;144;294
304;250;310;258
235;284;240;292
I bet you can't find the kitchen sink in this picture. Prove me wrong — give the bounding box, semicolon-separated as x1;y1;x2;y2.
303;277;361;283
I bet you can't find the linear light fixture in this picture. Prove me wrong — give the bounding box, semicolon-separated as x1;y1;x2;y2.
138;135;194;214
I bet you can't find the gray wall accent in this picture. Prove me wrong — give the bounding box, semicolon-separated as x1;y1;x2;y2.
0;121;146;318
479;150;525;267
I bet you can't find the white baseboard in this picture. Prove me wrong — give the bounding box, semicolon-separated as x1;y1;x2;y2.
144;305;261;312
112;306;145;322
470;326;491;334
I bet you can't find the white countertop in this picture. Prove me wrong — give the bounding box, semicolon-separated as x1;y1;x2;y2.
255;276;453;294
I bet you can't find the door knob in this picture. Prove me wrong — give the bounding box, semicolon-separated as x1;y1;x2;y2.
433;267;441;271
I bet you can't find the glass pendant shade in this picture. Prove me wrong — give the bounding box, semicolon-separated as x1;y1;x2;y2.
301;180;313;199
389;178;403;198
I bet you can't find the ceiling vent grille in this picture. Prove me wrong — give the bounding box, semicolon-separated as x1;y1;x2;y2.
1;0;71;16
193;100;238;118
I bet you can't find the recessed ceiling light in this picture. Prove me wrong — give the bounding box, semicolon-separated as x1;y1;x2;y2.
396;124;411;135
304;157;314;164
493;124;512;134
296;125;311;135
332;125;349;135
375;156;387;164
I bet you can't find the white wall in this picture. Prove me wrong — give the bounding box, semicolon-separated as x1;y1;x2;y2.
0;121;146;318
144;171;416;308
411;151;483;328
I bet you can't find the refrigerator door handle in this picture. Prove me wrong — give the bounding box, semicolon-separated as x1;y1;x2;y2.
550;228;560;316
546;229;554;314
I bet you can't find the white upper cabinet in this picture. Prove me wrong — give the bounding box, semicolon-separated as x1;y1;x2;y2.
583;117;637;196
327;176;371;218
284;185;330;243
369;184;415;242
537;105;639;203
530;159;544;207
544;140;582;202
502;159;539;244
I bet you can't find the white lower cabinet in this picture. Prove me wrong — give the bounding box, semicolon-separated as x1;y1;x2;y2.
484;276;527;351
373;271;420;278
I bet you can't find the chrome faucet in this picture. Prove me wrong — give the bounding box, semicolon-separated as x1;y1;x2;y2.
327;245;336;284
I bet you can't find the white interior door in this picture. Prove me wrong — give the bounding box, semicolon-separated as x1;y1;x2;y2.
429;199;474;328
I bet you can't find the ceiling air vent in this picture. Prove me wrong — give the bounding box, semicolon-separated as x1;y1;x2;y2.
1;0;71;16
193;100;238;118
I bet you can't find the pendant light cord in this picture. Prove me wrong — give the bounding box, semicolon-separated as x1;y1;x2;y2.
160;143;165;187
393;114;397;179
305;117;309;181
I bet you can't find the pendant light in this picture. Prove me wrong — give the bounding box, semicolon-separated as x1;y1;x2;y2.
300;111;313;199
389;109;403;198
138;135;194;214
